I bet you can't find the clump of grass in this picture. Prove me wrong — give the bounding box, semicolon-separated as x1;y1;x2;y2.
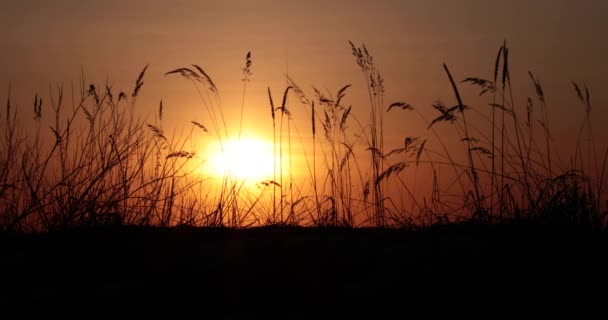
0;65;205;232
455;41;607;228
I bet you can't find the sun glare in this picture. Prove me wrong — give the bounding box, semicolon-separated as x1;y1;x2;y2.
206;138;275;181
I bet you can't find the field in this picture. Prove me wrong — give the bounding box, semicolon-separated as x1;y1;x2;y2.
1;41;607;318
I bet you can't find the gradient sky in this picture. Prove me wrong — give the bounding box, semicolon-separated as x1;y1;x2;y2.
2;0;608;171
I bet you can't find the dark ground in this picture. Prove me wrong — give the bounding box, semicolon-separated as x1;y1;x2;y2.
1;222;607;319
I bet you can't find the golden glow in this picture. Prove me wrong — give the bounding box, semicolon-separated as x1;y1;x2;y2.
206;138;275;181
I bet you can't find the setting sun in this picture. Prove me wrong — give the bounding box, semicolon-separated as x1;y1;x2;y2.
206;138;275;181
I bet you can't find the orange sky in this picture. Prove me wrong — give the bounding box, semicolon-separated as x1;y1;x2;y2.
2;0;608;188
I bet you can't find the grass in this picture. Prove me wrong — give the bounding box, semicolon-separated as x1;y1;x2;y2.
1;37;608;316
0;40;607;232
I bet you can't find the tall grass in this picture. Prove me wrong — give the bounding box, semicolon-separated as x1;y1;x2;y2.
0;66;205;231
1;41;606;232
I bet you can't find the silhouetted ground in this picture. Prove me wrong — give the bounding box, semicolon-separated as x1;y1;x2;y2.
1;222;606;319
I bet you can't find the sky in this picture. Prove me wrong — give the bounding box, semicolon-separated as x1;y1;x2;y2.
1;0;608;183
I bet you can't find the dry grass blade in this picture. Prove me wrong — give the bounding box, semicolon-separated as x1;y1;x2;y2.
191;121;208;132
572;81;583;102
165;68;200;82
428;102;457;128
502;44;509;88
462;78;496;96
461;137;480;143
312;101;316;136
242;51;252;81
276;107;291;117
375;162;406;185
335;84;351;107
387;102;413;112
363;45;371;64
136;64;149;87
313;87;333;106
385;148;405;158
471;146;492;157
133;64;149;98
33;93;42;120
159;100;163;121
323;110;331;137
279;86;293;114
105;84;113;102
416;139;427;166
349;40;365;69
286;75;309;105
363;181;370;201
147;124;167;140
267;87;276;122
49;126;61;144
443;63;464;109
292;196;307;208
340;105;352;131
82;107;94;125
166;151;195;159
192;64;218;93
528;71;545;103
386;136;421;157
462;77;491;86
494;45;504;83
339;142;354;171
366;147;383;158
405;136;419;149
88;84;99;104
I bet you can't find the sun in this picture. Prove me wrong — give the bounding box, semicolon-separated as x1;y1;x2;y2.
206;138;275;181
